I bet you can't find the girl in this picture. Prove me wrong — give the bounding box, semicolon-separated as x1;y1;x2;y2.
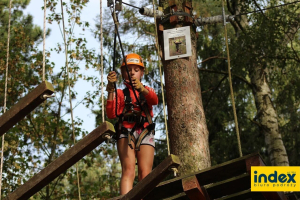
106;53;158;194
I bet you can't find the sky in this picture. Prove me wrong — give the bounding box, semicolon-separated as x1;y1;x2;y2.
24;1;113;133
23;0;158;136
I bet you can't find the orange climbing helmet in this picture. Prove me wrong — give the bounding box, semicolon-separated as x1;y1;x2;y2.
121;53;144;69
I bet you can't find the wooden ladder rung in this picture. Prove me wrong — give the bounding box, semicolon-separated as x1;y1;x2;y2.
0;81;55;136
6;121;115;200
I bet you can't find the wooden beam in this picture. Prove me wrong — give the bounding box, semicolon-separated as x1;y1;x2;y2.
245;154;265;173
144;174;184;200
182;175;208;200
0;81;55;136
6;121;115;200
109;154;180;200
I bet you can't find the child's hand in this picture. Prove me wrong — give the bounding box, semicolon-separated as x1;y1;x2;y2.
106;71;117;92
107;71;117;83
132;78;145;93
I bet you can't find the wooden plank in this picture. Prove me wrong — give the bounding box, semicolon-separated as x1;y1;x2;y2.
182;175;208;200
144;174;184;200
145;153;263;200
108;154;180;200
195;153;264;186
215;189;265;200
6;121;115;200
205;173;250;199
0;81;55;136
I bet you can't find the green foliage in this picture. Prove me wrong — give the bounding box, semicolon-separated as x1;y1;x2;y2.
1;0;300;198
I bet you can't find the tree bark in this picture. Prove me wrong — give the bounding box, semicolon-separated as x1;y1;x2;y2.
159;0;211;175
249;65;289;166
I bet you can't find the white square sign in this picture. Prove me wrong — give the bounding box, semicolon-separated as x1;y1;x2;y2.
163;26;192;60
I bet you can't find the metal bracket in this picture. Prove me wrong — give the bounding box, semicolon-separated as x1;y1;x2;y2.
41;93;55;100
169;166;179;177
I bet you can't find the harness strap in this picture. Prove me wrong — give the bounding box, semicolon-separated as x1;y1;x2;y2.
128;124;137;149
118;86;155;150
135;123;155;151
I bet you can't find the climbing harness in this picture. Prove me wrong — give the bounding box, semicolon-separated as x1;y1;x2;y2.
107;1;150;148
114;87;155;151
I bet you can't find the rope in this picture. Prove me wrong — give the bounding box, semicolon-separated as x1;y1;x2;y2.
100;0;104;123
42;0;46;81
151;2;170;156
0;1;12;197
222;0;242;157
60;1;81;199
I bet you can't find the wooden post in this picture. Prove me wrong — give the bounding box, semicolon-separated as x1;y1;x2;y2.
6;121;115;200
0;81;55;136
182;175;208;200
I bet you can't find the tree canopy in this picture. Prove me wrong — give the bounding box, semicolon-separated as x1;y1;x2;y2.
0;0;299;199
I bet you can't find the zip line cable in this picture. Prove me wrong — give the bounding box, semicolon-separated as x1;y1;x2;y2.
151;2;170;156
42;0;46;81
236;0;300;16
100;0;105;123
109;6;144;112
0;1;12;198
122;2;141;10
60;1;81;199
112;30;119;118
222;0;243;157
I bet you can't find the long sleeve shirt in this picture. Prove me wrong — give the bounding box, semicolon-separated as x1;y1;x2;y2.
106;82;158;129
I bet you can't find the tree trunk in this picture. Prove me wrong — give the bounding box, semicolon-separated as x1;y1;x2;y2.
249;65;289;166
229;0;290;166
159;0;211;175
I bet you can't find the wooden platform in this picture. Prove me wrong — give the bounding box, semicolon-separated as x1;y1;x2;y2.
6;121;115;200
0;81;55;136
141;153;290;200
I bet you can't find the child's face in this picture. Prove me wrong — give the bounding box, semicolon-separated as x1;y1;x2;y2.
121;64;144;83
